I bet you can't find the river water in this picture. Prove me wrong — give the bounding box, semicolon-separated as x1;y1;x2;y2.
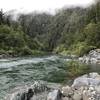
0;55;100;100
0;55;69;99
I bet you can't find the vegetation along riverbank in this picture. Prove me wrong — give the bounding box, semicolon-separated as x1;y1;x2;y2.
0;0;100;57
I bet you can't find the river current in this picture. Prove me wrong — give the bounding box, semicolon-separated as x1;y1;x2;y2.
0;55;100;100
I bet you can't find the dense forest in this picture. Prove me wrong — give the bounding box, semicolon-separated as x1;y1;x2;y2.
0;0;100;57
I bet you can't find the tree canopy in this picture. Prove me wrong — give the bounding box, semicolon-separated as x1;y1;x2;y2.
0;0;100;56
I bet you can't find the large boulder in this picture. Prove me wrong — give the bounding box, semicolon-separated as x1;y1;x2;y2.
61;73;100;100
5;81;62;100
5;81;48;100
72;73;100;88
72;78;100;88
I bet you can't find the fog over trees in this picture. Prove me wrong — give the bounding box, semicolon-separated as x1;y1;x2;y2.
0;0;100;56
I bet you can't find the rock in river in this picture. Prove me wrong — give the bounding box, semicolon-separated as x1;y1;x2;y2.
79;49;100;64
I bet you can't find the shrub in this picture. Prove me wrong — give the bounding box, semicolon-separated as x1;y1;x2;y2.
65;61;90;78
69;42;96;56
0;49;6;55
54;44;66;53
54;42;96;57
0;25;13;34
19;46;33;55
32;50;46;56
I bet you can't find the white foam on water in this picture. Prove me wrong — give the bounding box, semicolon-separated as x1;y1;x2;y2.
0;56;59;68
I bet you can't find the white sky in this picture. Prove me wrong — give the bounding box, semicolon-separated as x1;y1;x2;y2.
0;0;95;13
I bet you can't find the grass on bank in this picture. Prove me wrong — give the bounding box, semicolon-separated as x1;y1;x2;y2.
43;60;91;83
54;42;96;57
65;60;91;78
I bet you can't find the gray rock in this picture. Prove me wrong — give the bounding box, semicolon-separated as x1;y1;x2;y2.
72;73;100;88
62;97;70;100
72;92;82;100
72;77;89;88
5;81;48;100
31;91;48;100
95;86;100;93
89;73;100;79
47;90;62;100
61;86;73;97
79;49;100;64
61;73;100;100
82;87;100;100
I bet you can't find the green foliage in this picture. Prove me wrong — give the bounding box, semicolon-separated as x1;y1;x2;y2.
69;42;96;56
54;44;66;53
84;23;100;47
0;49;7;55
65;61;90;77
0;25;42;56
31;50;46;56
0;1;100;56
18;46;33;55
0;25;13;33
0;25;25;49
54;42;96;56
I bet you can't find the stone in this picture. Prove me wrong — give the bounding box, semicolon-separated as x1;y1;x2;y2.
61;86;73;97
31;91;48;100
72;73;100;88
79;49;100;64
82;85;100;100
62;97;70;100
72;77;89;88
47;89;62;100
27;88;34;100
89;73;100;79
72;92;82;100
95;86;100;93
6;81;47;100
83;90;90;100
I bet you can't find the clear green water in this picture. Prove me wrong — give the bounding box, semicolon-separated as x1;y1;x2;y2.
0;55;100;100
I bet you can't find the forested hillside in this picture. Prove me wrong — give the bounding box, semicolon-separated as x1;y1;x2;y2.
0;0;100;56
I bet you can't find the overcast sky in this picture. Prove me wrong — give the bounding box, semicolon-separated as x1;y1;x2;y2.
0;0;95;13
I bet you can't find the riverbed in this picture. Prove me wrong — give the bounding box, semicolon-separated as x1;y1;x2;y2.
0;55;100;100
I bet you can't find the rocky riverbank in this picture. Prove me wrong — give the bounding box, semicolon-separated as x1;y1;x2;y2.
5;72;100;100
48;72;100;100
79;49;100;64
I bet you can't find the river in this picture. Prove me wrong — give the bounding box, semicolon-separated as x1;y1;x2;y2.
0;55;70;99
0;55;100;100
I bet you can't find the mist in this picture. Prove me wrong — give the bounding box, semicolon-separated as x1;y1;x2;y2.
2;0;96;21
1;0;95;14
